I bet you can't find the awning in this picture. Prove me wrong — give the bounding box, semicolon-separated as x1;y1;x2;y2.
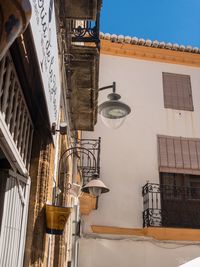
158;135;200;175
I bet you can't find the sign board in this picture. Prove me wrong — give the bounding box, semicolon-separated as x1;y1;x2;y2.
29;0;61;127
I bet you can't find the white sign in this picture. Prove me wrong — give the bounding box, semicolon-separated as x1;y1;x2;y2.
29;0;61;125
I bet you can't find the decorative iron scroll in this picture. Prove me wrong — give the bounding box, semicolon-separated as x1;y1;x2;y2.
70;12;100;49
142;182;200;228
75;138;101;184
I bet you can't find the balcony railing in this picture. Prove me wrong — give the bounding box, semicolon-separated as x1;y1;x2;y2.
142;183;200;229
69;15;100;50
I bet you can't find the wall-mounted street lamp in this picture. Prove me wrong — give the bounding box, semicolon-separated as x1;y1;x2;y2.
98;82;131;129
46;142;109;235
51;122;68;135
58;146;109;197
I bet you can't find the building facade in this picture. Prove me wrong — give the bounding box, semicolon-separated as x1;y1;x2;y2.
0;0;102;267
79;35;200;267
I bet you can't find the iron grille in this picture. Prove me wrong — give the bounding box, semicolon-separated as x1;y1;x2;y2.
69;14;100;50
75;138;101;184
142;182;200;229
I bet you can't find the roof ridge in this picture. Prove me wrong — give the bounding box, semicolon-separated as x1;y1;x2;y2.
100;32;200;54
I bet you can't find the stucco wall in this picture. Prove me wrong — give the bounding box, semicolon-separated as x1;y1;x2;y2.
83;54;200;230
79;238;200;267
80;54;200;267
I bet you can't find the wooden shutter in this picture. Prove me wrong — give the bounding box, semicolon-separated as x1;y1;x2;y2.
0;53;34;173
158;135;200;175
162;72;193;111
0;170;30;267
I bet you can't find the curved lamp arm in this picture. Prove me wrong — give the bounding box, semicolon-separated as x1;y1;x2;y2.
56;146;109;198
99;82;116;93
58;146;97;185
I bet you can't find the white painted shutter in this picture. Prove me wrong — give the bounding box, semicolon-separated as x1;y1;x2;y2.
0;170;30;267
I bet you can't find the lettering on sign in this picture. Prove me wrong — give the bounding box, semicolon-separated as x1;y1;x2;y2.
30;0;61;123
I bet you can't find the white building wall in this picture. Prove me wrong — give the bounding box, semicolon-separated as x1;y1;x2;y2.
79;54;200;267
79;238;200;267
83;54;200;229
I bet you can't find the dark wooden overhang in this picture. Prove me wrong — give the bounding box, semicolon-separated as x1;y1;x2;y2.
64;0;102;20
57;0;102;131
68;45;99;131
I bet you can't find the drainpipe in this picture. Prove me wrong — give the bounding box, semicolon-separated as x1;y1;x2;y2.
70;146;80;267
71;203;80;267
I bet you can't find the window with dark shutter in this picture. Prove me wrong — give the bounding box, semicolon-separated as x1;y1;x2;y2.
157;136;200;228
162;72;194;111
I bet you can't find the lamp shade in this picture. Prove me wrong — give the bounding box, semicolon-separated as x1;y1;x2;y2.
82;179;110;197
99;93;131;129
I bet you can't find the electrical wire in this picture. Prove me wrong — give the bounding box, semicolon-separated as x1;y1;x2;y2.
81;233;200;249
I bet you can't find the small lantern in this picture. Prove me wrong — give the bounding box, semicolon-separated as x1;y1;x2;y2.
45;204;72;235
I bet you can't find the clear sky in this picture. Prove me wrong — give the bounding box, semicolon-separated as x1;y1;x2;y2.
100;0;200;47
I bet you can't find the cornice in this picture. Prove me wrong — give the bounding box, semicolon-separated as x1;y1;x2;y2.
101;40;200;67
92;225;200;241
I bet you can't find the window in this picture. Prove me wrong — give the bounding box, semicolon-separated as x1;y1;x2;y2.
160;172;200;228
157;136;200;228
162;72;193;111
160;172;200;200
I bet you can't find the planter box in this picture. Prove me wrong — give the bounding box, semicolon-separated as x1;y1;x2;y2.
46;204;72;235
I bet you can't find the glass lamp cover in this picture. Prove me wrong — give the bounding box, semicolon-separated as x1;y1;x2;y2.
100;114;126;129
89;187;102;197
98;93;131;129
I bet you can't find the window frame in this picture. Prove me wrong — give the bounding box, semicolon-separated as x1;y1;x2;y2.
162;72;194;111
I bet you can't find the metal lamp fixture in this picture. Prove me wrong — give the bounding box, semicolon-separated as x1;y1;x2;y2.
98;82;131;129
82;173;109;197
58;146;109;198
51;122;68;135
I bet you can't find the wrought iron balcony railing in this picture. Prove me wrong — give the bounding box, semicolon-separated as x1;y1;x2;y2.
69;14;100;50
142;182;200;229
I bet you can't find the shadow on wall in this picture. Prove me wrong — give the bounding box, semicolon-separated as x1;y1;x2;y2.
31;206;47;265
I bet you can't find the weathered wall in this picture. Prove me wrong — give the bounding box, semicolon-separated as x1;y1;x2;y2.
23;128;55;267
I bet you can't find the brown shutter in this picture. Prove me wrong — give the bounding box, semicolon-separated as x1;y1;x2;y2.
158;136;168;167
158;135;200;175
162;73;194;111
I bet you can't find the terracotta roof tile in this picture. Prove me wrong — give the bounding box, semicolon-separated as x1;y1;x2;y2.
100;32;200;54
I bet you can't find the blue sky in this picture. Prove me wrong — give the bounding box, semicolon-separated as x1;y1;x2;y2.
100;0;200;47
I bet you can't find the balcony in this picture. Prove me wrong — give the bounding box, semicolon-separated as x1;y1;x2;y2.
59;0;101;49
57;0;101;130
68;45;99;130
142;182;200;229
69;18;100;50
